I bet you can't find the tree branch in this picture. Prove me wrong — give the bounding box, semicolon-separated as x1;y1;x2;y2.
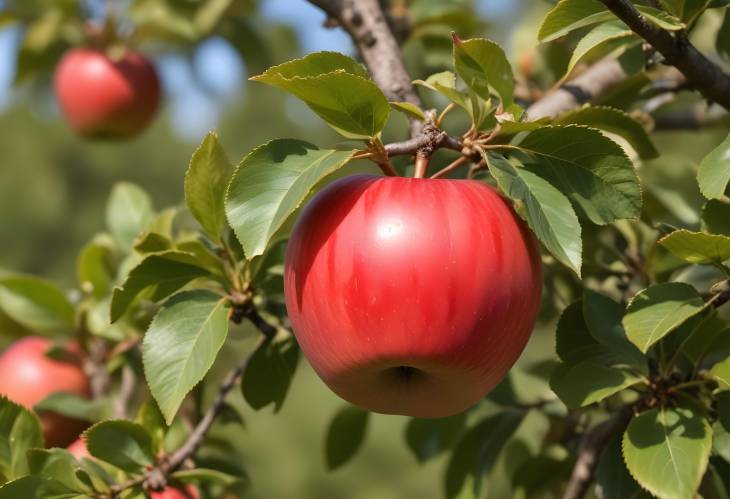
307;0;423;137
598;0;730;110
526;58;629;119
652;104;729;130
384;126;463;156
562;406;634;499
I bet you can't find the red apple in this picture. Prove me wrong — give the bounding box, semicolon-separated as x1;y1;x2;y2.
67;438;89;459
284;175;542;418
54;47;160;139
0;336;91;447
150;485;200;499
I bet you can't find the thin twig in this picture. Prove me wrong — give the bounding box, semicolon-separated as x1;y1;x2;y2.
562;406;634;499
113;366;136;419
430;156;470;179
384;132;462;157
526;58;628;119
599;0;730;110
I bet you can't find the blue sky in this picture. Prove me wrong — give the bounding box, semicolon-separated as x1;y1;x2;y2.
0;0;520;139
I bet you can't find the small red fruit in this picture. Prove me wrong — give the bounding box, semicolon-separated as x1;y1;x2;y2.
54;47;160;139
284;175;542;418
150;485;200;499
67;438;89;459
0;336;91;447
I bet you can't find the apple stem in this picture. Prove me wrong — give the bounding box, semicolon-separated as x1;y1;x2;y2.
414;154;429;178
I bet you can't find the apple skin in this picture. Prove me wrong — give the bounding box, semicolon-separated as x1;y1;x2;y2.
0;336;91;447
67;438;89;459
150;485;200;499
284;175;543;418
54;47;160;139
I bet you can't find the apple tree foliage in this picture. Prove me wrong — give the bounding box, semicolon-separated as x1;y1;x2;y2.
2;0;730;498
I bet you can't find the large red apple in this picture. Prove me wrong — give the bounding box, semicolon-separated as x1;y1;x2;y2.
0;336;91;447
150;485;200;499
54;47;160;139
284;175;542;418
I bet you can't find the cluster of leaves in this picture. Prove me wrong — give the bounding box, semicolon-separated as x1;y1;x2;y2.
0;175;260;496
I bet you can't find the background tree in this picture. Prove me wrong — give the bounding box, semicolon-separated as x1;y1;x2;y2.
1;0;730;498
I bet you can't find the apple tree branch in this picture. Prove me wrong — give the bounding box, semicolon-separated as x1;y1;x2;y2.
598;0;730;110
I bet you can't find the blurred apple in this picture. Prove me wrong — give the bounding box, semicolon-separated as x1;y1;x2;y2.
67;437;89;459
150;485;201;499
54;47;160;139
0;336;91;447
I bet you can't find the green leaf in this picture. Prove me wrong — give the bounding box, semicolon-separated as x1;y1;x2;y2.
550;361;641;408
659;0;711;22
250;51;369;81
242;336;299;412
511;126;641;225
698;132;730;199
184;132;235;241
172;467;248;487
34;392;108;423
0;476;42;499
486;153;582;274
143;290;229;424
711;357;730;389
452;35;514;105
564;22;639;78
538;0;611;42
252;60;388;139
413;71;468;110
539;0;684;42
133;207;177;256
0;396;43;480
26;448;90;494
110;250;211;323
225;139;355;258
583;289;647;367
405;413;467;463
0;275;74;333
623;283;707;353
84;420;155;473
658;229;730;264
595;437;640;499
702;200;730;236
496;119;550;136
77;234;116;299
555;301;613;365
623;405;712;499
135;400;167;454
325;405;369;470
554;106;658;159
389;101;426;121
444;411;524;499
679;311;730;366
105;182;155;251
